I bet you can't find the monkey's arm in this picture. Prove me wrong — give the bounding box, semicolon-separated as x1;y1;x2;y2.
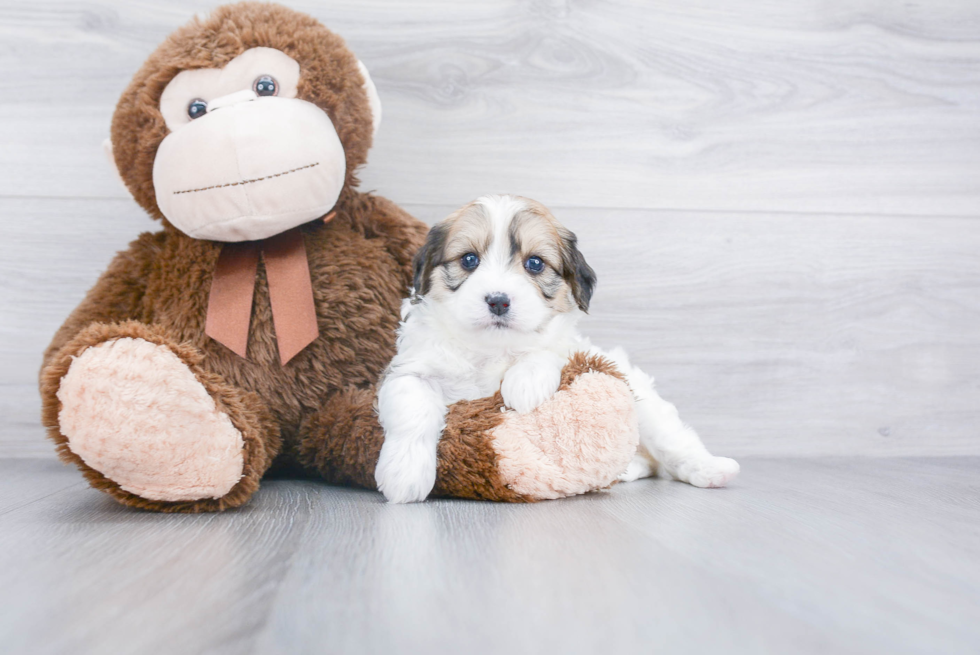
41;231;162;374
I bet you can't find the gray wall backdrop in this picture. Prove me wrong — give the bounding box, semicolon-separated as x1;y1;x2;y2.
1;0;977;458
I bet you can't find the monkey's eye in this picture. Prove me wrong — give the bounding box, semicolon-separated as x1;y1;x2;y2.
253;75;278;96
187;99;208;120
524;255;545;275
461;252;480;271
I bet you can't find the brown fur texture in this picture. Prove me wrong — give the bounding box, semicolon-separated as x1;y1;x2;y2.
558;351;626;386
432;392;523;501
39;3;636;511
296;385;382;489
40;193;425;511
111;2;376;221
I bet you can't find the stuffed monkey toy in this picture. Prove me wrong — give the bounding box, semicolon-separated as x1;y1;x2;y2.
39;2;638;512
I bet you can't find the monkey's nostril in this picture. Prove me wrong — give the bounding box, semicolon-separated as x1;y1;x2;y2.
485;293;511;317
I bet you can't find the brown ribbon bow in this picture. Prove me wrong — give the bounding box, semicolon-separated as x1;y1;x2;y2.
205;222;327;365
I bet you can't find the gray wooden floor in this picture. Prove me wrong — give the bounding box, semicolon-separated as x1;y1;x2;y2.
1;456;978;655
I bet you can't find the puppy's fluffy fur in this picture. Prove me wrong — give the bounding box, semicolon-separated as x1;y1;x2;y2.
375;195;739;503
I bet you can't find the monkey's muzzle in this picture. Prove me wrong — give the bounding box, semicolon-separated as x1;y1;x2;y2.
153;95;347;242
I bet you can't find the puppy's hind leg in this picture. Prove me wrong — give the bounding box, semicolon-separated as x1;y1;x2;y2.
599;347;740;488
375;375;448;503
618;445;659;483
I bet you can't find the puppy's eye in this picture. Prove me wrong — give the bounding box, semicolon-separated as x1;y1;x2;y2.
187;99;208;120
254;75;278;96
524;255;545;275
460;252;480;271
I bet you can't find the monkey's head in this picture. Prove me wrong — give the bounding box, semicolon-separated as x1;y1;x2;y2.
108;2;382;242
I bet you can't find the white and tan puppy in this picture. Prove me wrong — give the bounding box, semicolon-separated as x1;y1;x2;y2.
375;195;739;503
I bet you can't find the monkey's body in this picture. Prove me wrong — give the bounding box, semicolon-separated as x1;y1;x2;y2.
39;3;640;511
42;193;424;510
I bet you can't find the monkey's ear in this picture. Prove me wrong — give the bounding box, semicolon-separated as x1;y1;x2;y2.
356;60;382;138
102;137;128;191
558;227;597;313
412;223;448;298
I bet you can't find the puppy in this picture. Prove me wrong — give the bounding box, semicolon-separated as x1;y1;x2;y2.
375;195;739;503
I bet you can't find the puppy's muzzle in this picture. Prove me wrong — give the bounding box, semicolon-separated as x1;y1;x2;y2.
485;293;511;316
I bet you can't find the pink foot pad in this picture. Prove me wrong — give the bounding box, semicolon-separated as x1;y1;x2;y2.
491;370;639;500
57;337;245;501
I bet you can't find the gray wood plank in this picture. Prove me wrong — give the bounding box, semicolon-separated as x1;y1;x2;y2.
0;457;977;655
254;458;980;655
5;197;978;457
0;386;53;458
0;469;317;655
597;458;980;654
0;0;978;214
0;458;83;515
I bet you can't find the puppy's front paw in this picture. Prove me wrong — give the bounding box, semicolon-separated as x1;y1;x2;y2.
684;456;740;488
374;438;437;503
501;358;562;414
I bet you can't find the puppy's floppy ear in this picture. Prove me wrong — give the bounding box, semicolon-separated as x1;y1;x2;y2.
412;223;449;297
558;226;597;312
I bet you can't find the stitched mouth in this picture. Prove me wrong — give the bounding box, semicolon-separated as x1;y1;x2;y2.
173;162;320;195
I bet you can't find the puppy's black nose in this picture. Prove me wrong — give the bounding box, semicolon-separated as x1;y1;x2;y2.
485;293;511;316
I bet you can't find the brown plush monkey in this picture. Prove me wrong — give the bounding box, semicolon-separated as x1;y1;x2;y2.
39;2;638;512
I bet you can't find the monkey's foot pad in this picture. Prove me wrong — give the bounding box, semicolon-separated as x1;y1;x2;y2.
57;337;245;501
492;365;639;499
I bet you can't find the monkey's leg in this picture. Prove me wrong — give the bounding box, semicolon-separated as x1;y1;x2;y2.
295;385;385;490
296;353;638;502
41;321;280;512
440;353;639;502
294;384;518;499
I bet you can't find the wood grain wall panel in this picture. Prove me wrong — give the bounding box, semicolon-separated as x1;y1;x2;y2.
0;1;978;214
